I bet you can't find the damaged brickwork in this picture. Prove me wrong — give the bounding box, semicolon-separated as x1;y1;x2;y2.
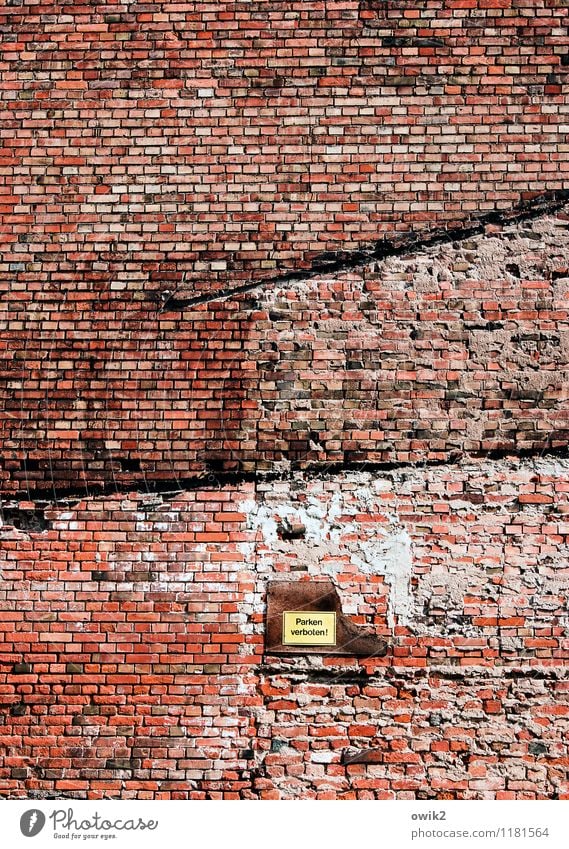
1;0;569;800
3;207;569;492
0;462;568;798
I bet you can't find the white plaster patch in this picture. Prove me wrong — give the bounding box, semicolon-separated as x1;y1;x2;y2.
238;483;414;628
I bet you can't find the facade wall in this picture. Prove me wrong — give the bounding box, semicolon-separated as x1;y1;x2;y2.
1;1;569;800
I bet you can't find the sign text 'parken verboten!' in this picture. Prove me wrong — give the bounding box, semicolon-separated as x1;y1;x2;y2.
282;611;336;645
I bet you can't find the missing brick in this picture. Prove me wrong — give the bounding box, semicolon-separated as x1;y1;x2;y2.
118;457;142;472
1;507;49;533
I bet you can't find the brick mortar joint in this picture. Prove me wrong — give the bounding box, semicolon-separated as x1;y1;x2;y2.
4;446;569;511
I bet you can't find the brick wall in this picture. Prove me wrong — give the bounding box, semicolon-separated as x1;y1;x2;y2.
2;208;569;492
2;1;569;289
1;1;569;799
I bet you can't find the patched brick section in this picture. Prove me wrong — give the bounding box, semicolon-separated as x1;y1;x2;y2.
1;1;569;288
0;461;568;798
250;215;569;468
3;211;569;492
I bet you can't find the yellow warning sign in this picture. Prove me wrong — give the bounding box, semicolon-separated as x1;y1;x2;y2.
282;611;336;646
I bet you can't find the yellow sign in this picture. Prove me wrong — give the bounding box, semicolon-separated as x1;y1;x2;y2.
282;611;336;646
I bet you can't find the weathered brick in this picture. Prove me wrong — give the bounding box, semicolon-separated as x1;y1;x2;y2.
1;0;569;803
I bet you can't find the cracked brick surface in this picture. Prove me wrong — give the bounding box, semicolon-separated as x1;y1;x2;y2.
0;463;568;798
